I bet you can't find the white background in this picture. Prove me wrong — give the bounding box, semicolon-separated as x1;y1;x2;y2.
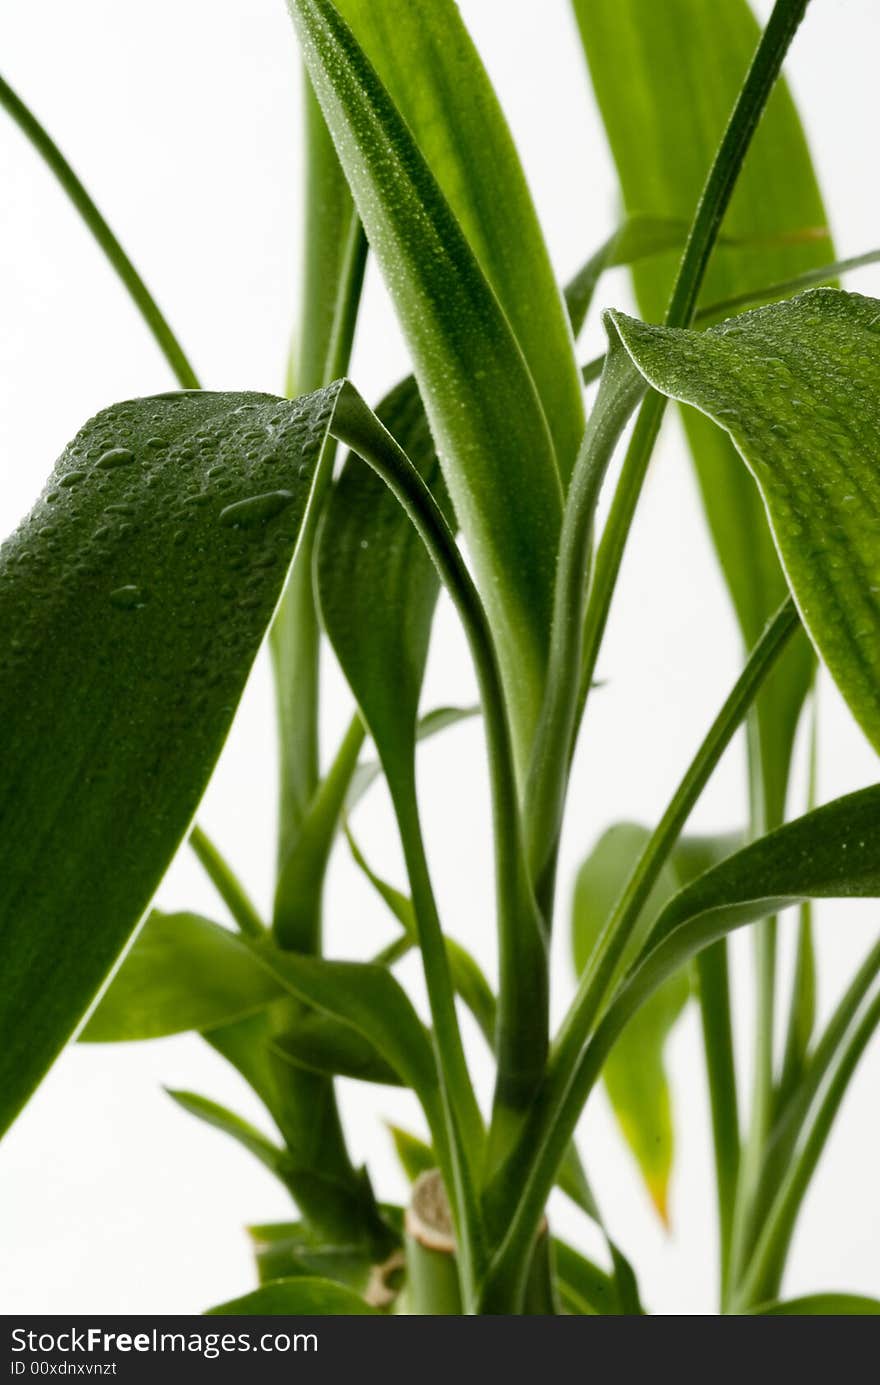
1;0;879;1315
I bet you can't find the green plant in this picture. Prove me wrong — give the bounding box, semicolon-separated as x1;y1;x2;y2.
2;0;880;1315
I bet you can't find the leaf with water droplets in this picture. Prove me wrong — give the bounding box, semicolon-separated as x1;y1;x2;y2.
287;0;564;773
574;0;831;826
608;289;880;755
0;383;344;1138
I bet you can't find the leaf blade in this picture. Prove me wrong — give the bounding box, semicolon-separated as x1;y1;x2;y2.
0;384;343;1136
608;289;880;754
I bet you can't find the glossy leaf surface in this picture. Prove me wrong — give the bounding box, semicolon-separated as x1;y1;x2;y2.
0;385;342;1136
288;0;563;762
609;290;880;754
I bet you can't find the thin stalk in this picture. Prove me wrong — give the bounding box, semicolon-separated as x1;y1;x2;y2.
0;72;199;389
188;826;265;940
734;988;880;1311
481;599;799;1309
696;942;740;1307
330;388;548;1129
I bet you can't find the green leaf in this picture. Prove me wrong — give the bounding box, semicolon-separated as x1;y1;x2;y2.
270;1017;403;1087
81;912;281;1042
165;1089;289;1182
608;784;880;1055
608;289;880;755
748;1294;880;1316
205;1277;376;1315
573;0;830;822
553;1239;621;1316
261;949;438;1110
0;385;345;1138
329;0;583;479
317;374;449;795
248;1220;377;1293
288;0;563;766
572;825;739;1221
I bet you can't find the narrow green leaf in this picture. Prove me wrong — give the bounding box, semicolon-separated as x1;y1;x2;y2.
573;0;829;822
206;1277;376;1315
330;0;583;477
749;1294;880;1316
80;911;281;1042
317;374;449;796
166;1089;288;1180
387;1125;436;1184
0;385;343;1137
608;289;880;754
288;0;563;765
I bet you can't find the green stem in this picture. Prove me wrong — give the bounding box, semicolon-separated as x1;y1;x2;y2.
329;387;547;1136
523;344;646;896
481;599;799;1309
271;77;368;868
0;72;199;389
188;826;265;939
696;942;740;1308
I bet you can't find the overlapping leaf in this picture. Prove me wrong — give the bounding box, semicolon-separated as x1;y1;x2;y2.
0;384;345;1137
288;0;563;766
573;0;831;821
608;290;880;754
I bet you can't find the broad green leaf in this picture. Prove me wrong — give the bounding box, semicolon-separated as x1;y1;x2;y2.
573;0;830;822
749;1294;880;1316
608;290;880;755
206;1276;376;1315
572;825;739;1220
328;0;584;480
288;0;563;766
81;912;281;1042
0;385;346;1138
248;1220;377;1293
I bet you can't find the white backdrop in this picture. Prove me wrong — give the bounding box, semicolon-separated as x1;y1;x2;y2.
1;0;878;1315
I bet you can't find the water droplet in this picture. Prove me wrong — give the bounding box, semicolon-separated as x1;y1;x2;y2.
218;490;295;529
109;584;147;609
97;447;135;470
60;470;88;488
146;438;168;450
